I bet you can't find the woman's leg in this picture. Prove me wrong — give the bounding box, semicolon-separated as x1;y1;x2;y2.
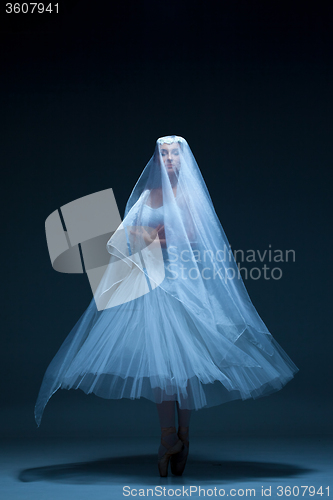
156;400;176;428
156;401;179;458
156;400;184;476
176;401;191;444
176;401;191;428
169;401;191;476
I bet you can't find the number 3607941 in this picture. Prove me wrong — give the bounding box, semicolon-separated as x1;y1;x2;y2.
5;3;59;13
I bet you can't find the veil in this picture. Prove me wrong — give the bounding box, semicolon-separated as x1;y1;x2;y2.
99;135;272;347
34;135;298;426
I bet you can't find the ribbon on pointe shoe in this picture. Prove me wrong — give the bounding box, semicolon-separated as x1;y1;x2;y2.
157;427;184;477
170;426;190;476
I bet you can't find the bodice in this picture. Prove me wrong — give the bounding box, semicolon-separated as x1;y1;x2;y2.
140;203;165;228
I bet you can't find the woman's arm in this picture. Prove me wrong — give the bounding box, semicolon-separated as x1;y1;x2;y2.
129;224;166;249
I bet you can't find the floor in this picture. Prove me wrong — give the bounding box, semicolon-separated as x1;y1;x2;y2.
1;435;332;499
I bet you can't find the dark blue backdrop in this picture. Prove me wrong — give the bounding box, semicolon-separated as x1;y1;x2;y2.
1;0;332;438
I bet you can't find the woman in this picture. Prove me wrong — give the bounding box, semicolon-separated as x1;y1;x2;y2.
35;135;299;477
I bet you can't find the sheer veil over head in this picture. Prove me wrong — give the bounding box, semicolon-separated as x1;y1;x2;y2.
102;134;272;344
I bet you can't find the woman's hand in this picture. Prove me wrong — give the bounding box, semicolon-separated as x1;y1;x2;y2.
130;224;166;248
155;224;166;248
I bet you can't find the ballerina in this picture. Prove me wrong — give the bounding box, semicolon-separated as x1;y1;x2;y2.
35;135;299;477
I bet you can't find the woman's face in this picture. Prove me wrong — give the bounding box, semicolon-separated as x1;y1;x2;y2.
159;142;181;173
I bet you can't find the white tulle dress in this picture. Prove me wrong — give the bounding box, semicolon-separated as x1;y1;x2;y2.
34;136;299;426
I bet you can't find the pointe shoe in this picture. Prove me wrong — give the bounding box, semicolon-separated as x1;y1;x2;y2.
157;427;184;477
170;426;189;476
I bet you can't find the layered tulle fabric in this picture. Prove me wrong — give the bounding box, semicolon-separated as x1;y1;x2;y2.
35;136;299;426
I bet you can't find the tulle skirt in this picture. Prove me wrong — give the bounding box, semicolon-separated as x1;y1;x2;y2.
35;251;299;426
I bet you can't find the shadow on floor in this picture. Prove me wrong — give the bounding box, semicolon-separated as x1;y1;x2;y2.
18;454;312;485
